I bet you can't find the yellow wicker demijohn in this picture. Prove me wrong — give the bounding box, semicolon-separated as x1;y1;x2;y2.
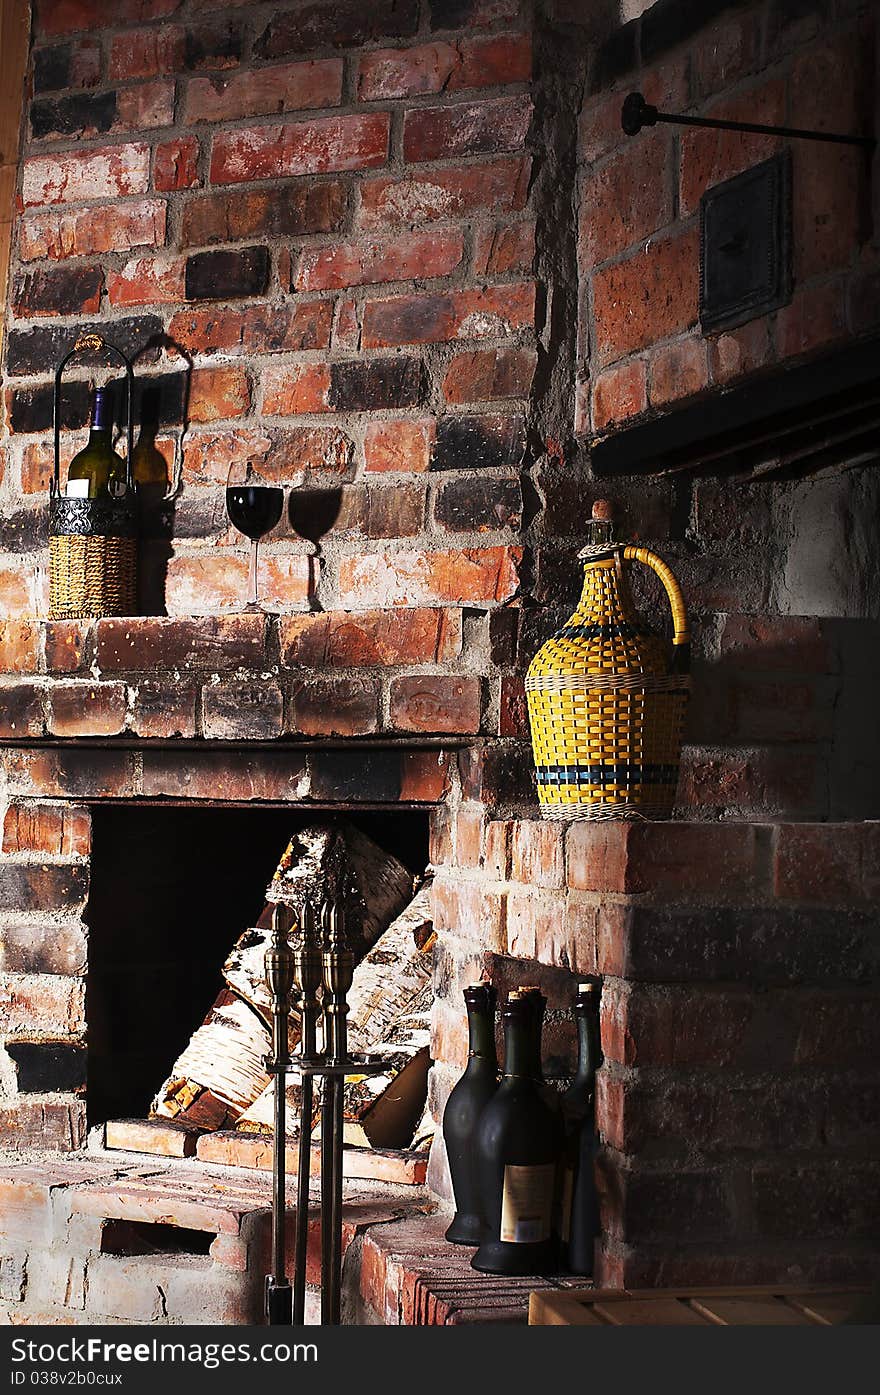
526;500;690;821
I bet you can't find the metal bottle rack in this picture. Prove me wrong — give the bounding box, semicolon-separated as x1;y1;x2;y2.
263;898;391;1327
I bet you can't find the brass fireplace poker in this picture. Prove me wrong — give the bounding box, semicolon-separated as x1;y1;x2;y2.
263;893;390;1328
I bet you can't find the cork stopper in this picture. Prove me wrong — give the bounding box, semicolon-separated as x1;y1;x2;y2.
591;499;614;522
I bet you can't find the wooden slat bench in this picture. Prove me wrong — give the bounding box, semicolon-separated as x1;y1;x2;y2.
529;1286;872;1326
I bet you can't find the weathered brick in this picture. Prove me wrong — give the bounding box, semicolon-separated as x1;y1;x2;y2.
154;136;200;191
6;1041;87;1093
263;357;426;415
0;621;41;674
442;346;536;404
289;677;380;736
357;32;530;100
0;864;88;916
775;281;847;360
752;1164;880;1242
106;256;185;307
431;875;506;951
649;338;709;406
4;747;136;800
773;824;862;905
279;607;461;668
472;220;535;276
255;0;419;58
581;129;673;265
363;282;535;347
434;475;522;533
186;58;343;122
18;200;167;263
12;264;103;318
0;683;46;738
338;545;521;608
185;246;269;301
95;615;265;671
364;418;435;473
431;414;526;472
22;143;151;206
35;0;181;38
130;680;199;739
708;318;773;385
567;821;762;897
403;95;532;163
358;156;530;228
593;227;700;365
165;553;311;615
33;38;102;93
169;301;332;356
202;680;283;740
390;675;481;734
188;366;251;423
428;0;519;28
0;920;87;976
182;183;346;244
30;82;174;140
108;25;182;79
295;230;464;291
679;80;785;216
47;683;127;738
2;802;90;857
0;1099;86;1152
210;113;390;183
6;316;164;379
592;358;648;432
510;820;565;889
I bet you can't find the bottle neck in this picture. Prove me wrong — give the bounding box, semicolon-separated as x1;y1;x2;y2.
466;998;497;1065
502;1007;534;1080
87;428;113;449
572;555;636;627
573;995;601;1085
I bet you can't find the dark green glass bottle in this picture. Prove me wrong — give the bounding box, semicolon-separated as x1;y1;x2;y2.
560;982;602;1274
66;385;127;499
443;983;498;1245
471;995;563;1275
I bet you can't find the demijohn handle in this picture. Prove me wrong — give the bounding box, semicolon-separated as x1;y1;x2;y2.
621;544;690;674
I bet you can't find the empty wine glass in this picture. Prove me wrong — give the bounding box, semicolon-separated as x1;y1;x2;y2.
225;461;284;611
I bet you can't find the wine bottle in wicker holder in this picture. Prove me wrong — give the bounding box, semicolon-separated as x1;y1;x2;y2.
525;501;690;821
49;334;137;620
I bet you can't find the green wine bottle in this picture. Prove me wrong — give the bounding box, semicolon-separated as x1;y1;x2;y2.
560;982;602;1274
471;995;563;1275
66;385;127;499
443;983;498;1245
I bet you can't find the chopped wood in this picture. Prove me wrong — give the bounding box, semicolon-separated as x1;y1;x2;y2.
195;1131;428;1185
152;989;271;1128
104;1118;202;1159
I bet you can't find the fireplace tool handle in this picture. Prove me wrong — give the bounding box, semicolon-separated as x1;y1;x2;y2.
264;903;293;1326
291;899;322;1326
320;898;353;1327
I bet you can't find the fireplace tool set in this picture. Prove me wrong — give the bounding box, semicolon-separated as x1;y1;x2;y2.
263;898;390;1327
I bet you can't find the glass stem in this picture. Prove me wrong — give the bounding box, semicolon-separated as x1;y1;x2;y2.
248;538;259;608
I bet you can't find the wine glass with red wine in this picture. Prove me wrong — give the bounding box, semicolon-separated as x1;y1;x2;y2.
225;461;284;611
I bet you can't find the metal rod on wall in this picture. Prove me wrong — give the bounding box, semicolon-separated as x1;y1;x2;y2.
621;91;876;149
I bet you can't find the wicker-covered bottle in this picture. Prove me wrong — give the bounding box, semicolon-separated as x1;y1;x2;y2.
525;501;690;821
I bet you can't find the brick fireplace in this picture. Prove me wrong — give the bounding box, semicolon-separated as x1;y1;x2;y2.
0;0;879;1325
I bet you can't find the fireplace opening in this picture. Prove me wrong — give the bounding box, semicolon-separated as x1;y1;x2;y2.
85;805;430;1130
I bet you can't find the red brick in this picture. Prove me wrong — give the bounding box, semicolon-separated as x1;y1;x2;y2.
337;546;521;607
210;113;390;184
499;673;527;738
154;137;200;192
510;820;565;889
44;620;92;673
13;265;103;318
4;748;136;800
108;25;185;79
106;256;185;307
472;220;535;276
32;36;102;90
22;143;151;206
115;78;176;132
484;820;511;880
47;682;127;737
399;749;452;803
36;0;180;37
774;824;862;905
679;80;785;216
332;297;360;349
295;230;464;291
0;565;35;616
452;806;484;869
289;677;379;736
363;282;535;348
95;615;266;671
601;980;755;1070
430;876;506;951
567;820;761;897
774;281;847;361
186;58;343;123
691;11;759;99
357;32;529;100
279;607;461;668
0;620;41;674
18;200;167;262
130;680;199;739
505;885;566;961
593;226;699;365
182;183;346;245
649;338;708;406
189;366;251;422
592;357;648;431
2;802;90;857
0;683;46;738
169;301;332;356
358;156;530;228
442;346;536;404
364;418;435;473
719;614;836;674
581;130;673;265
708;318;772;385
262;364;330;415
403;95;531;163
0;1099;86;1152
390;675;481;735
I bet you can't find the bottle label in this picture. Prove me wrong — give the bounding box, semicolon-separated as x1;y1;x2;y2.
65;479;90;499
500;1163;555;1244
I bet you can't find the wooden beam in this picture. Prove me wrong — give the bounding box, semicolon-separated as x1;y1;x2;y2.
0;0;31;366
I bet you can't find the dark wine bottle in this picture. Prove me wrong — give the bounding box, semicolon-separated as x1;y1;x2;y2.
560;982;602;1274
471;995;563;1275
66;385;127;499
443;983;498;1245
